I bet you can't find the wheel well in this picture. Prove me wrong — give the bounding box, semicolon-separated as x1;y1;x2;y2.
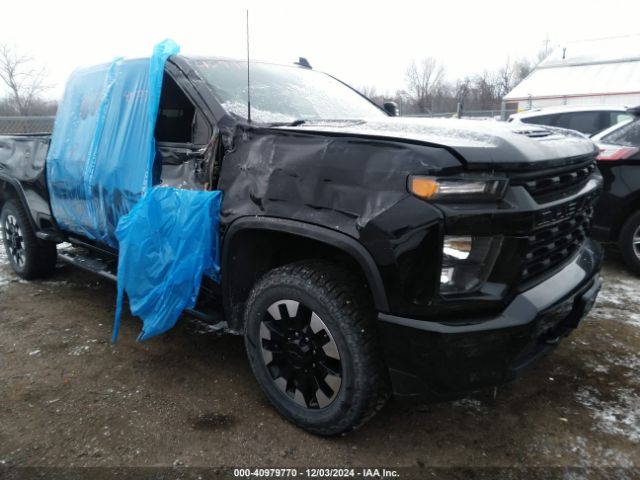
0;179;19;212
222;228;378;332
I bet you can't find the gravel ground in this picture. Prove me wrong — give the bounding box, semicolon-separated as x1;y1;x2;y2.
0;245;639;476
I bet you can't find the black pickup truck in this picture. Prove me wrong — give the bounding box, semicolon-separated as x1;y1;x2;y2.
0;55;603;435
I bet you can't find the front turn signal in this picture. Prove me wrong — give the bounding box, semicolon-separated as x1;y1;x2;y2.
408;175;507;202
409;177;440;199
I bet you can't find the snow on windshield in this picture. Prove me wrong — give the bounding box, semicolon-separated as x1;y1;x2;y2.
221;101;296;124
191;59;384;123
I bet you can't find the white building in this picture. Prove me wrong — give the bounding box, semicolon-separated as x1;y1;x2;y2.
503;34;640;112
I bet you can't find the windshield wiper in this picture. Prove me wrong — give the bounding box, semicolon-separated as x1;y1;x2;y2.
267;119;307;127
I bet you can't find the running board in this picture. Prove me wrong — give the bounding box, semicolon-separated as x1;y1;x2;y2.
57;247;226;329
36;229;67;243
58;248;117;281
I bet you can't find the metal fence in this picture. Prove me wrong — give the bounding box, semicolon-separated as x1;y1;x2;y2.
0;116;55;134
406;109;518;120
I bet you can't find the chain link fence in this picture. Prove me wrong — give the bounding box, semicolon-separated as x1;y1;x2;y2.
406;109;518;120
0;116;55;134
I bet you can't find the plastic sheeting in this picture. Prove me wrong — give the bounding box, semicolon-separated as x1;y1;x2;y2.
46;39;180;247
45;40;224;341
112;187;222;342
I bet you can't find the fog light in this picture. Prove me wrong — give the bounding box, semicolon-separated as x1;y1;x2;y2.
440;266;455;284
440;235;502;294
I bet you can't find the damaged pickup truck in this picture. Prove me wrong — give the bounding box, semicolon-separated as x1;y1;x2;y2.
0;49;603;435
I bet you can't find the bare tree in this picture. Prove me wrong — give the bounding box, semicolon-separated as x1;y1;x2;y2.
496;58;514;98
513;58;534;82
397;44;544;115
0;44;49;115
471;71;500;110
405;57;445;113
451;77;471;116
455;77;471;103
359;85;378;99
497;56;535;98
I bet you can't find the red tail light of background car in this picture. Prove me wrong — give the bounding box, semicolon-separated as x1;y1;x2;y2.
596;145;639;162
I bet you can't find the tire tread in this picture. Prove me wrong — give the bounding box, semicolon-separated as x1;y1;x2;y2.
619;210;640;276
1;199;57;279
244;260;391;435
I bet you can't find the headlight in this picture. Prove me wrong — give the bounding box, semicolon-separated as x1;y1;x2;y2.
409;176;507;202
440;235;503;294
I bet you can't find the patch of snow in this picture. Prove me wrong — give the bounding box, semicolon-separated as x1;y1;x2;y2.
597;281;639;307
69;345;90;356
601;353;640;383
569;435;636;468
41;280;70;286
186;318;228;335
576;387;640;442
625;313;640;327
222;101;295;124
590;272;640;328
588;362;610;374
0;245;14;287
450;398;489;414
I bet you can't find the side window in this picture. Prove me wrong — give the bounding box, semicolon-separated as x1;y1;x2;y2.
155;74;196;144
610;112;633;126
555;112;601;135
522;115;555;127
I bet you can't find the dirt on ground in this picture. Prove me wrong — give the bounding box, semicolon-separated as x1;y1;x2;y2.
0;245;639;476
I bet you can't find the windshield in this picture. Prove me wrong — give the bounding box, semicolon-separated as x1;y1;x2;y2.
600;117;640;147
190;58;385;123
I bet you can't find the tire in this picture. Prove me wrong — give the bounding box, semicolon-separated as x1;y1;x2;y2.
619;210;640;276
1;199;57;279
244;260;391;435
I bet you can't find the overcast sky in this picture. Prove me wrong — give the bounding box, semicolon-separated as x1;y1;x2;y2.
2;0;640;99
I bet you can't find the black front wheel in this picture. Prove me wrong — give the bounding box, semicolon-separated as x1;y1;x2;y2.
1;199;57;279
244;261;390;435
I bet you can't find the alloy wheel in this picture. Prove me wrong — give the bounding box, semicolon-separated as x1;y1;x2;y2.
3;214;25;268
259;299;342;409
633;224;640;260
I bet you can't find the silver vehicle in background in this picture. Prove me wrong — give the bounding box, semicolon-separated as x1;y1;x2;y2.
508;105;633;137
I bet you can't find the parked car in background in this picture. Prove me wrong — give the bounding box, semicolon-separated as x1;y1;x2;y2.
508;105;633;137
591;106;640;274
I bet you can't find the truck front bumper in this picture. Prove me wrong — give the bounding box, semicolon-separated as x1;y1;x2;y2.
378;239;603;397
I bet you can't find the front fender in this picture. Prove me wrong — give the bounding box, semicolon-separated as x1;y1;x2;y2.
221;216;389;312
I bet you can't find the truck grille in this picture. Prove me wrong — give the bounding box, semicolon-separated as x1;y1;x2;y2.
511;159;596;202
521;202;594;285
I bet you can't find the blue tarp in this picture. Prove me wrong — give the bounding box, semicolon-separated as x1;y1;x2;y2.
46;40;224;341
46;39;180;247
112;187;223;342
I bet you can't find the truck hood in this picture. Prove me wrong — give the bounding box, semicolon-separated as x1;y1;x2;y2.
274;117;597;167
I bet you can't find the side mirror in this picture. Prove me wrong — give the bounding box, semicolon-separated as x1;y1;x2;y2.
383;101;399;117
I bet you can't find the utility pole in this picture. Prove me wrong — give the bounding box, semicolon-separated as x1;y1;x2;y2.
542;33;551;57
